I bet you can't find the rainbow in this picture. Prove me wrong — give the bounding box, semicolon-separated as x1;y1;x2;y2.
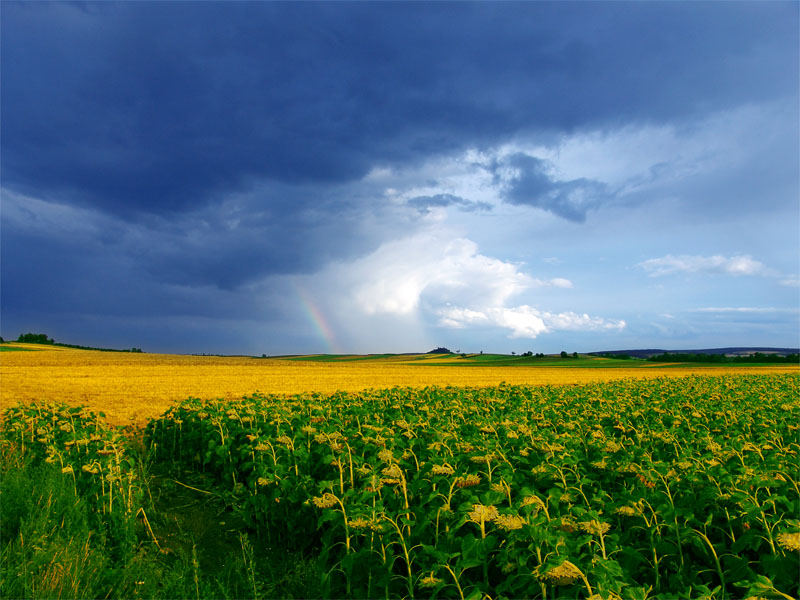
291;281;342;354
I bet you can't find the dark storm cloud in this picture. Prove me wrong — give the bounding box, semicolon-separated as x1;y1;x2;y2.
0;197;292;353
1;179;408;295
2;2;796;217
407;194;491;214
497;154;610;222
135;185;390;290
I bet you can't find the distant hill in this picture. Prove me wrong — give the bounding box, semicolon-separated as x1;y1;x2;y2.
590;347;799;359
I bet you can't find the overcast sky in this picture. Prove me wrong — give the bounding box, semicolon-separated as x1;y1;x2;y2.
2;2;798;355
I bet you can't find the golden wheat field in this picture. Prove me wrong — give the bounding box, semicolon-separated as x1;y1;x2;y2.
2;343;797;426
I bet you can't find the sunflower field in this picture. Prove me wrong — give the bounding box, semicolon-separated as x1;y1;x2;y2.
142;374;800;599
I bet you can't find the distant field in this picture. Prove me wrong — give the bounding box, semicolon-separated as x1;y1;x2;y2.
2;343;797;425
284;353;645;367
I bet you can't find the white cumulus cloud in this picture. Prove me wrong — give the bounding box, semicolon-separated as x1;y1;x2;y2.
637;254;772;277
438;305;625;339
350;233;531;316
310;228;624;343
532;277;573;288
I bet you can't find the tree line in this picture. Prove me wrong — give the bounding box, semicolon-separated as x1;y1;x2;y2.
6;333;143;353
647;352;799;364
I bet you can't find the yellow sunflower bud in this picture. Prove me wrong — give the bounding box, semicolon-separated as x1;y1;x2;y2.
776;532;800;552
468;504;499;524
311;493;338;509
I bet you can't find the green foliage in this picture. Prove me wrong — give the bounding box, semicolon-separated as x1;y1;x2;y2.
0;463;121;599
10;332;142;352
3;377;798;599
0;404;145;599
16;332;54;344
52;342;144;352
648;352;799;364
145;374;800;599
0;402;323;600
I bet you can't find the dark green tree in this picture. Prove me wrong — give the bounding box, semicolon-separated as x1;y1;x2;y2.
17;333;54;344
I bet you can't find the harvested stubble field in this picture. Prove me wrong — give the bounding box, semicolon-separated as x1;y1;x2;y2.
1;344;797;426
